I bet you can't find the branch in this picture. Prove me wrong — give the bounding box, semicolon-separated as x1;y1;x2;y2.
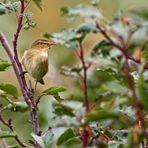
95;21;124;51
79;42;89;112
0;115;29;147
13;0;25;58
0;32;31;105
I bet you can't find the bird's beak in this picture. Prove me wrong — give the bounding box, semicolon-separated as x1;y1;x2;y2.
50;41;56;46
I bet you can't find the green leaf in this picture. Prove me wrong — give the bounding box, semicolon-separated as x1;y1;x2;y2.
23;12;36;30
53;103;74;117
3;102;28;112
136;74;148;110
42;86;66;95
86;109;119;122
31;133;44;147
91;40;112;57
31;130;54;148
76;23;99;34
32;0;42;10
129;7;148;21
96;68;129;87
0;2;20;14
42;130;54;147
61;137;81;148
0;4;6;15
57;128;75;145
42;86;66;102
0;131;17;138
0;83;18;97
61;4;103;20
0;60;11;71
50;28;81;49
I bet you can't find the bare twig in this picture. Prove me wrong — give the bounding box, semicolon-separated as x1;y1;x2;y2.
0;115;29;147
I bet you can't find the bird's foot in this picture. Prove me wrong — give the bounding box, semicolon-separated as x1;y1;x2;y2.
19;71;27;77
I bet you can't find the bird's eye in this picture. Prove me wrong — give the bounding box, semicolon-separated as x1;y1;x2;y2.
43;43;48;45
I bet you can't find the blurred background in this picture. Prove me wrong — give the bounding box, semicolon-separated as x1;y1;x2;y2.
0;0;148;145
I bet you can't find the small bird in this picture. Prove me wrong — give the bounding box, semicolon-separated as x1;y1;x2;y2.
21;38;56;85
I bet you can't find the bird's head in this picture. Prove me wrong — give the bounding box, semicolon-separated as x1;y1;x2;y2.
31;38;56;50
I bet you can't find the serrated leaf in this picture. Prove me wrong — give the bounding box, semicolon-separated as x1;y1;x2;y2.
53;103;74;117
0;83;18;97
32;0;42;10
42;86;66;95
0;131;17;138
86;109;119;122
57;128;75;145
61;4;103;20
0;60;11;71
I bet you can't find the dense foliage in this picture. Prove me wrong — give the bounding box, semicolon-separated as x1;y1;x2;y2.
0;0;148;147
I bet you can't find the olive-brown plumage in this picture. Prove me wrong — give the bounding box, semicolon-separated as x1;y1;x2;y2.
21;39;55;84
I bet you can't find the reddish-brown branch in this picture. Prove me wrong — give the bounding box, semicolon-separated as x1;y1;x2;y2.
13;0;24;58
77;42;90;147
79;42;89;112
95;20;145;146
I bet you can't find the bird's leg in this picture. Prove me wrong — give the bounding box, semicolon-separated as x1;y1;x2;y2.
19;71;27;77
34;81;38;92
29;80;35;95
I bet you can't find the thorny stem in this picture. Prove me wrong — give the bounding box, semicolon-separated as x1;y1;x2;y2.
0;115;28;147
95;21;145;146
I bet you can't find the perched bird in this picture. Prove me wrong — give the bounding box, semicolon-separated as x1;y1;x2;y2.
21;38;56;85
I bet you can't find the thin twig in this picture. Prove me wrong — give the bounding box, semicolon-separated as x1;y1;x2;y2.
0;115;29;147
79;42;89;112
